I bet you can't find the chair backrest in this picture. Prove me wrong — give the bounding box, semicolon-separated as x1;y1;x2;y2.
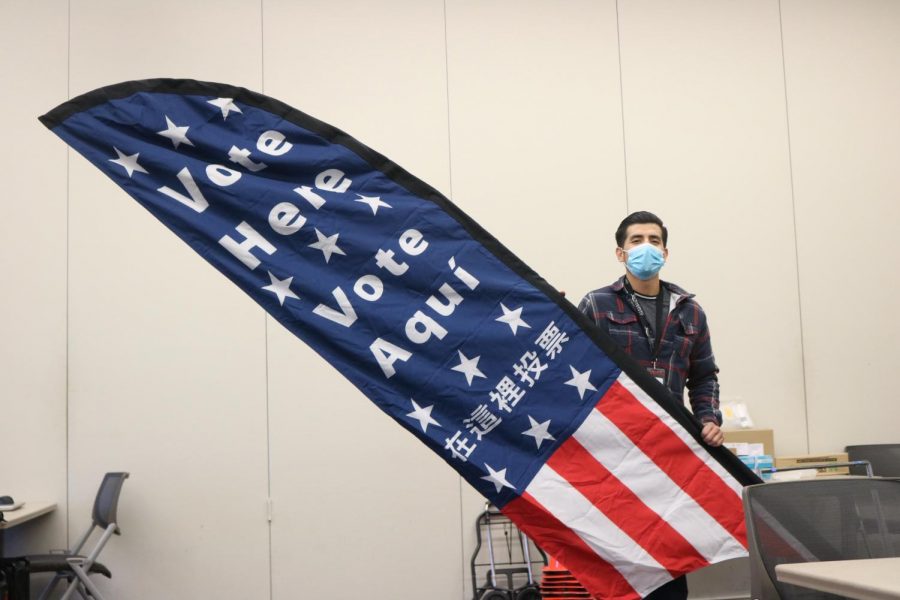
743;477;900;600
846;444;900;477
92;472;129;532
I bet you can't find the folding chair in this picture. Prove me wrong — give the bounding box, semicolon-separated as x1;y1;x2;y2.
24;472;129;600
743;477;900;599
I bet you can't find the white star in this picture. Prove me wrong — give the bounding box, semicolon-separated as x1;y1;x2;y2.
157;116;194;149
354;194;392;215
406;399;441;433
207;97;242;119
565;365;597;401
308;229;347;263
481;464;516;494
450;351;486;386
261;271;299;306
495;303;531;335
108;147;148;178
522;416;555;449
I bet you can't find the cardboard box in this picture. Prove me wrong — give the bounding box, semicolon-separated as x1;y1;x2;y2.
775;452;850;476
722;428;774;457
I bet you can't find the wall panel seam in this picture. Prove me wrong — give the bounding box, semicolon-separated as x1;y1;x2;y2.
65;0;72;551
615;0;630;214
440;2;468;597
777;0;810;453
261;1;275;599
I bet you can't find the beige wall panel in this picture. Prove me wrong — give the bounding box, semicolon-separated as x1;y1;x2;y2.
0;0;68;556
69;0;263;95
445;2;625;596
781;0;900;453
263;2;463;598
263;0;452;195
446;0;627;302
618;0;807;454
67;1;269;597
266;327;465;599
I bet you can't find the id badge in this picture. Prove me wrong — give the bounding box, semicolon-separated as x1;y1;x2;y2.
647;367;666;385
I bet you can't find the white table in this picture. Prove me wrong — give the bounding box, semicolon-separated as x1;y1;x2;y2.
0;502;56;530
0;502;57;555
776;557;900;600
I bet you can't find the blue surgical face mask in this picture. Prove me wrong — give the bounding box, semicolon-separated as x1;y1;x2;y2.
623;243;665;280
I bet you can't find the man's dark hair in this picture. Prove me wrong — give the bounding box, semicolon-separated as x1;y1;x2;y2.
615;211;668;247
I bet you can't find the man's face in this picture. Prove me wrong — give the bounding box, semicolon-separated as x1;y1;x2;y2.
616;223;668;264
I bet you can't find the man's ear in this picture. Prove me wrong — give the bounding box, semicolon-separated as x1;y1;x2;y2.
615;247;626;263
663;247;669;260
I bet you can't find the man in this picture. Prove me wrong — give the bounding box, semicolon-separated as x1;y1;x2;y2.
577;211;724;599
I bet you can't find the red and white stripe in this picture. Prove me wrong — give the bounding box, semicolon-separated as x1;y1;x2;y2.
503;373;748;600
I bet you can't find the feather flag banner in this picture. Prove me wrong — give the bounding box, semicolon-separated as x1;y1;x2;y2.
41;79;758;599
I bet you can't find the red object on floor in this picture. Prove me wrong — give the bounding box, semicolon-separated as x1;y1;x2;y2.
540;555;594;599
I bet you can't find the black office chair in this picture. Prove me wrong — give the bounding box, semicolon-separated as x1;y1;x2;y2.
743;477;900;599
21;472;129;600
0;557;30;599
846;444;900;477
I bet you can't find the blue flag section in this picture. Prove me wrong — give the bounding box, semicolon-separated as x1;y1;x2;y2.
41;79;759;599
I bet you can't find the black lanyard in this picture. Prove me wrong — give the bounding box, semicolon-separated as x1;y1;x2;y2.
622;279;666;358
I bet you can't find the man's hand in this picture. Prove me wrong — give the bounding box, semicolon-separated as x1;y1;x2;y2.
701;422;724;447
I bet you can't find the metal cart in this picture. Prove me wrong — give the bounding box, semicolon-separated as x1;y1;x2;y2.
470;503;547;600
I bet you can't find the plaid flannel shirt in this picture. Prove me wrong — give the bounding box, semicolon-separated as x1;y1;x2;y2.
577;276;722;425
